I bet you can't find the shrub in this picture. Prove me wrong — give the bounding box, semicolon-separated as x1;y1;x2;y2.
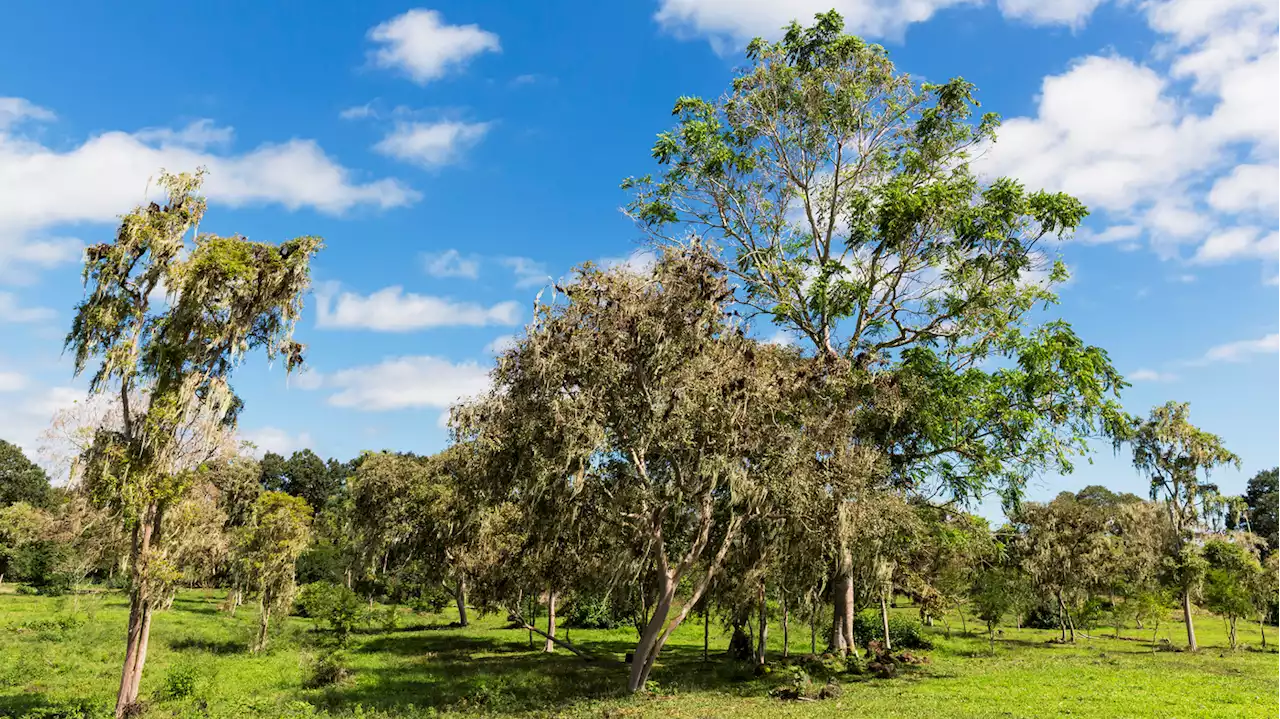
295;581;366;646
1022;602;1060;630
562;592;629;629
304;650;352;689
409;585;452;614
161;663;200;700
852;610;931;650
22;698;110;719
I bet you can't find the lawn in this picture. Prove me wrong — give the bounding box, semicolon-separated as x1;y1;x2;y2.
1;587;1275;718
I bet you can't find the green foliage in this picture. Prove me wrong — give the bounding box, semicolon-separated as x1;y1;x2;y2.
0;439;52;508
294;581;365;645
303;649;352;689
8;540;73;594
160;662;201;700
851;610;930;649
1240;468;1278;554
562;592;629;629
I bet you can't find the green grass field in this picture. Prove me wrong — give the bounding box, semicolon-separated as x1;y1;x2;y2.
1;587;1275;718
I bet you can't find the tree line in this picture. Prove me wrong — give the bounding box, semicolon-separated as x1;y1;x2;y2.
0;11;1276;718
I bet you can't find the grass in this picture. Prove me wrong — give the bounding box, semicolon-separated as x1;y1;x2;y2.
0;586;1275;718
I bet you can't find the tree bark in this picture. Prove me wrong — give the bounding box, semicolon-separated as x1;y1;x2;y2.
1228;617;1237;650
543;589;557;653
703;604;709;662
879;591;892;651
1261;616;1268;649
455;576;469;627
256;596;269;653
115;505;159;718
755;581;768;666
781;590;790;659
809;595;816;655
1181;589;1198;652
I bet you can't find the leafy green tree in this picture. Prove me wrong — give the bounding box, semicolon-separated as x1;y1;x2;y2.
283;449;341;512
0;439;52;508
623;10;1128;649
970;566;1030;653
456;248;805;692
0;501;52;585
1201;538;1264;650
1236;468;1278;554
65;170;321;715
1122;401;1240;652
235;491;313;652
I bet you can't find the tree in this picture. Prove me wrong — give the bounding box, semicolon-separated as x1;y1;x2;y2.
0;502;52;585
1237;468;1278;554
1201;538;1264;650
0;439;51;508
456;248;805;692
283;449;342;512
970;566;1029;653
259;452;288;492
1122;401;1240;652
623;10;1128;648
234;491;312;652
65;169;321;715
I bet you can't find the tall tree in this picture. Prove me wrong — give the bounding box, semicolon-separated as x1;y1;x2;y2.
456;248;805;692
1238;468;1278;554
0;439;52;508
624;10;1128;648
1201;537;1264;650
65;170;320;715
283;449;341;512
234;491;313;652
1122;401;1240;652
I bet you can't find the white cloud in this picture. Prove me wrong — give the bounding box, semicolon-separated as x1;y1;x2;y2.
367;9;500;85
0;291;55;323
764;330;794;346
325;355;491;411
339;103;376;120
1199;333;1279;364
0;384;84;456
1129;368;1179;382
654;0;975;48
500;256;551;289
290;367;325;391
315;284;520;331
0;97;55;129
374;121;490;168
598;249;658;275
1208;164;1279;213
484;334;516;354
1076;224;1143;245
0;370;27;392
1192;227;1278;264
422;249;481;279
239;426;313;458
996;0;1105;27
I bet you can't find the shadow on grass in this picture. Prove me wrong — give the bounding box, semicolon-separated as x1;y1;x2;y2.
169;636;246;655
308;627;785;715
0;694;108;718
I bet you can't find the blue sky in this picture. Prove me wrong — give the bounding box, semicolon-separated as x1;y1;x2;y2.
0;1;1276;516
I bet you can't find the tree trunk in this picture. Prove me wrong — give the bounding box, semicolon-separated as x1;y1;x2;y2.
543;589;557;653
781;590;790;659
879;591;892;651
703;605;709;662
809;597;816;655
1261;616;1268;649
1181;589;1198;652
628;575;675;693
115;507;159;718
988;620;995;654
455;577;469;627
1228;617;1237;650
256;597;270;653
1056;591;1067;642
755;582;768;666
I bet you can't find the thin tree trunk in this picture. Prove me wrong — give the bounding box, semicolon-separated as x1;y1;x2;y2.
1056;591;1067;642
256;597;269;652
628;575;675;692
543;589;557;653
1181;589;1198;652
879;591;892;651
455;577;469;627
755;581;768;666
781;590;790;659
1228;617;1237;650
1261;616;1268;648
115;506;158;718
988;621;995;654
703;604;709;662
809;595;816;655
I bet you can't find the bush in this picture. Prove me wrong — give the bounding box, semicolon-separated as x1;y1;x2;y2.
1022;602;1060;630
8;540;74;595
409;585;452;614
10;614;85;640
304;650;352;689
161;663;200;700
295;581;366;645
22;698;110;719
851;610;931;650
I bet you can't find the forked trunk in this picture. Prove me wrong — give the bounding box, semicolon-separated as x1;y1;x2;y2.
256;597;270;653
627;577;675;693
1181;590;1198;652
543;589;557;653
115;508;158;718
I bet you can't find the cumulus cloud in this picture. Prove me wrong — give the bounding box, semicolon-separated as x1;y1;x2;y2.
374;121;491;168
367;9;500;85
0;99;418;278
422;249;481;279
484;334;516;354
0;370;27;392
325;355;491;411
1197;333;1279;364
996;0;1106;27
239;426;314;458
598;249;658;275
314;284;519;331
